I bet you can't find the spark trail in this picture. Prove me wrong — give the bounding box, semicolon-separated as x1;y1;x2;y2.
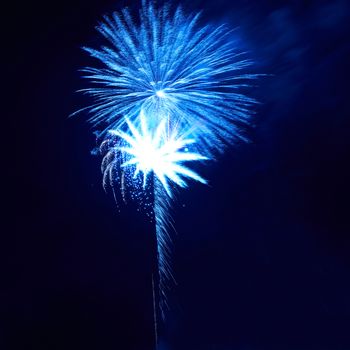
77;0;257;328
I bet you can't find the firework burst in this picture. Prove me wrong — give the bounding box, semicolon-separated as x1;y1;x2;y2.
77;0;257;325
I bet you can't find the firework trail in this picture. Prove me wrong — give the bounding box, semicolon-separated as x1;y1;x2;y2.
76;0;257;330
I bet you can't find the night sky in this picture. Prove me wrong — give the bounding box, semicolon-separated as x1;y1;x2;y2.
8;0;350;349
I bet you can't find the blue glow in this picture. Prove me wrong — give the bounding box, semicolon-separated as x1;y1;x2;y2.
79;1;257;318
80;1;257;157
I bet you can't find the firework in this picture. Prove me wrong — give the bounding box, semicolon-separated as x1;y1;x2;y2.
77;0;257;328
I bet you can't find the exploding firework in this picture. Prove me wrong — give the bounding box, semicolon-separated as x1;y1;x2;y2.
111;110;208;196
77;0;257;325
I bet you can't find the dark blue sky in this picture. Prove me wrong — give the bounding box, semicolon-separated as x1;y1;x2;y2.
8;0;350;349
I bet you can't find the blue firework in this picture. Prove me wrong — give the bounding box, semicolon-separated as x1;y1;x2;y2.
80;0;256;156
78;0;257;320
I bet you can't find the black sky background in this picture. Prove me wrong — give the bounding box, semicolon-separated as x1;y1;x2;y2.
7;0;350;349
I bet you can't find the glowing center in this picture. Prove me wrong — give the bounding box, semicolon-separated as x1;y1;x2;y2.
137;140;164;173
156;89;166;98
109;111;208;196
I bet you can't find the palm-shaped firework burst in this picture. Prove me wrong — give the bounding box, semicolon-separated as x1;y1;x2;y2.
78;0;257;323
